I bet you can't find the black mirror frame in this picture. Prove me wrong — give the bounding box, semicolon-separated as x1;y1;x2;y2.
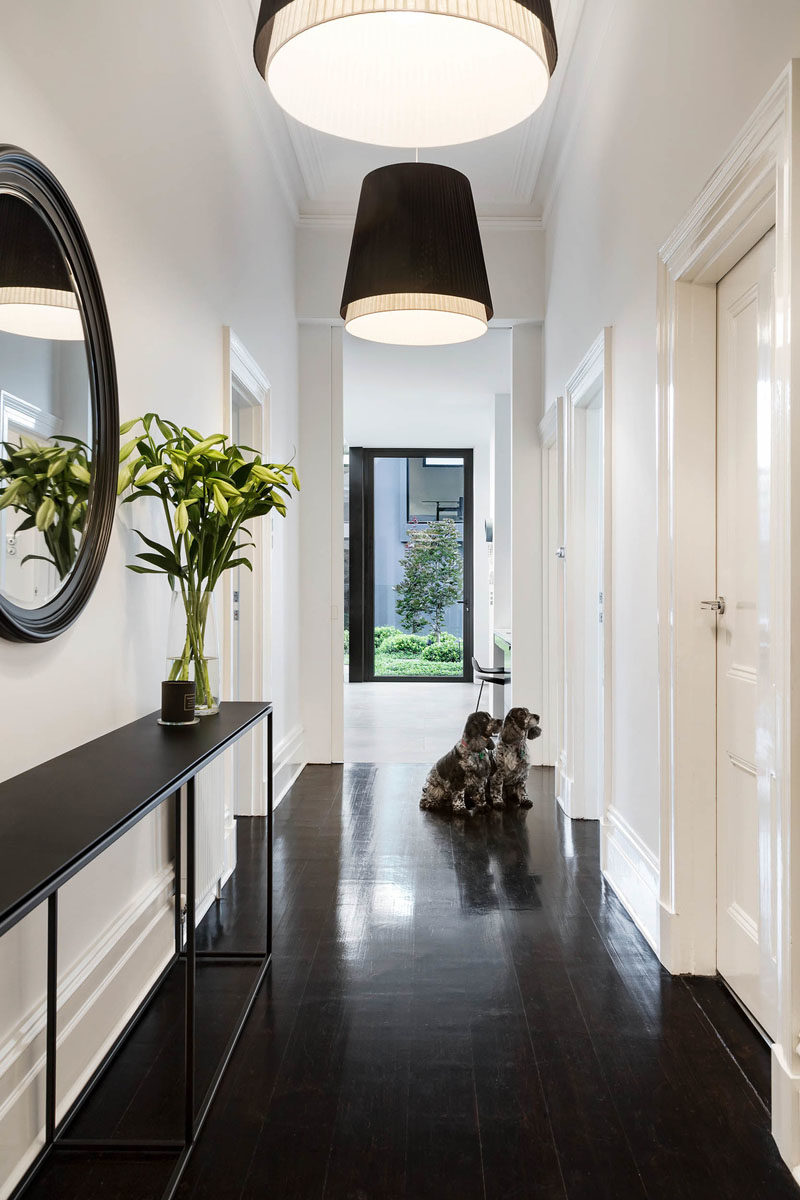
0;147;118;643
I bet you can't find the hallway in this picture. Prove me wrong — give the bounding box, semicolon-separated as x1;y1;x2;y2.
99;762;798;1200
20;764;796;1199
181;764;794;1199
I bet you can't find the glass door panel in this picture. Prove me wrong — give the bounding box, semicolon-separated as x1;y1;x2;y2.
372;454;467;679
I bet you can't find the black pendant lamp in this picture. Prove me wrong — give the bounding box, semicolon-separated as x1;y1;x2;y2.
341;162;493;346
253;0;557;147
0;194;82;341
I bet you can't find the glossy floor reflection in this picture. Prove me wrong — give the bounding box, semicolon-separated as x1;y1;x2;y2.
24;764;796;1199
177;764;795;1200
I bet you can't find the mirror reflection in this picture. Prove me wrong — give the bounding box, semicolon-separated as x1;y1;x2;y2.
0;193;91;610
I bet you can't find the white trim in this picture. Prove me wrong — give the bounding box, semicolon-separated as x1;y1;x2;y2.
510;0;588;205
602;806;660;954
540;0;619;227
214;0;303;218
559;329;612;824
538;402;559;765
656;61;800;1175
222;328;271;818
538;401;558;448
273;723;306;807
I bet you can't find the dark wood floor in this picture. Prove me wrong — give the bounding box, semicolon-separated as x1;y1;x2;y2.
25;764;798;1199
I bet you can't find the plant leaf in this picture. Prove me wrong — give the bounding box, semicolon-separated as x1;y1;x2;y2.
136;465;167;485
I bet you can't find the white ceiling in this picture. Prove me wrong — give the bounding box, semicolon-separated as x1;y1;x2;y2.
222;0;588;221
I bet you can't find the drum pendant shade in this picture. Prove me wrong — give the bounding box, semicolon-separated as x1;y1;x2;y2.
0;194;82;341
341;163;493;346
253;0;558;147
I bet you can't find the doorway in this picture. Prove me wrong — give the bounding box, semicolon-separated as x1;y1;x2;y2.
553;331;612;823
715;228;777;1039
349;448;474;684
223;329;270;820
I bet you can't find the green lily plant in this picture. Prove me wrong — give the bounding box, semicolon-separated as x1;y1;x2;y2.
118;413;299;711
0;434;91;580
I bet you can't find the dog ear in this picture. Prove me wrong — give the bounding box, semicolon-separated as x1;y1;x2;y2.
505;707;526;732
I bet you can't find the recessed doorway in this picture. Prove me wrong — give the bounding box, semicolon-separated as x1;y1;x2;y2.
348;448;474;684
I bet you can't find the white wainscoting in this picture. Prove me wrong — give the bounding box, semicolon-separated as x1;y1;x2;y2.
601;806;660;954
0;865;174;1200
273;723;305;808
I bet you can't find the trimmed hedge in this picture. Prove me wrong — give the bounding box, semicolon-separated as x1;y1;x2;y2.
374;625;397;649
421;635;462;663
374;653;462;677
381;633;428;656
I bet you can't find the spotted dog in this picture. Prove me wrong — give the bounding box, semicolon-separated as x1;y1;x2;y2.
420;711;502;815
488;707;542;810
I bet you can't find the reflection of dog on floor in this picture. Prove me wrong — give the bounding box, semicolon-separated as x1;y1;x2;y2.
488;707;542;810
420;712;502;815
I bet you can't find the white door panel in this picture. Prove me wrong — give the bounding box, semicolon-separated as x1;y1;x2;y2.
716;227;777;1039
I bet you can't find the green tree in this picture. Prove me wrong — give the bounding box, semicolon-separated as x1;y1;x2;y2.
395;519;462;641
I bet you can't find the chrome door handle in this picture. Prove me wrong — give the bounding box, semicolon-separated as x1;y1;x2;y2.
700;596;726;615
555;546;566;559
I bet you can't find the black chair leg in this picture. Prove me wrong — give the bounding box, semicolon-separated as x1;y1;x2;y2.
475;679;484;711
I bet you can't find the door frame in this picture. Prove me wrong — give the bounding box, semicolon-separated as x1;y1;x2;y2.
554;331;613;823
349;446;474;683
655;63;800;1170
538;402;559;768
222;327;270;817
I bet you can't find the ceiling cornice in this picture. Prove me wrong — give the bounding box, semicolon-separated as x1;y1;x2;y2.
510;0;588;205
216;0;305;219
540;0;620;226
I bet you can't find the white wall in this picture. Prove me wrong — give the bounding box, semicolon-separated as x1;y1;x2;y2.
542;0;800;906
0;3;300;1193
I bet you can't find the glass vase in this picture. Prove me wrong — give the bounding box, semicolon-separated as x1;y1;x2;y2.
166;589;220;717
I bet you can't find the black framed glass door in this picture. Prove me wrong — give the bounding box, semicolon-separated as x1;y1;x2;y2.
349;448;473;683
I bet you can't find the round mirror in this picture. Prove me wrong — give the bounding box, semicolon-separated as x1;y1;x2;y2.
0;148;117;641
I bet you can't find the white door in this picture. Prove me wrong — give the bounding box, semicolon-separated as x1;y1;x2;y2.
716;227;777;1039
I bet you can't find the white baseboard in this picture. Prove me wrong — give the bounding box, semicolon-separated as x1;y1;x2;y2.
273;722;305;808
0;868;174;1200
556;762;572;815
601;806;661;955
772;1043;800;1182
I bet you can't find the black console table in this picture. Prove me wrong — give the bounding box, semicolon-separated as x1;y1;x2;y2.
0;700;273;1200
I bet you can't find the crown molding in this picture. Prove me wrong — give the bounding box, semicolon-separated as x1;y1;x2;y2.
215;0;304;219
511;0;588;205
540;0;620;227
287;119;330;198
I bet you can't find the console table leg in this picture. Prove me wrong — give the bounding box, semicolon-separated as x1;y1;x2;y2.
185;777;196;1144
174;789;182;956
267;711;273;958
45;891;58;1144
